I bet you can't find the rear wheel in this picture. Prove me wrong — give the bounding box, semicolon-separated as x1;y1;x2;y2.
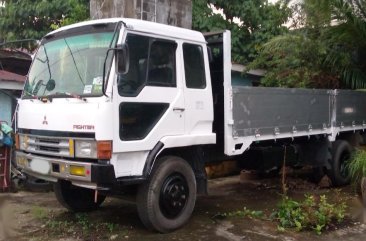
137;156;196;233
329;140;352;186
54;181;106;212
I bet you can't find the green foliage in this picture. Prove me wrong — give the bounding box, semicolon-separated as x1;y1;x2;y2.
324;0;366;89
0;0;89;42
51;0;89;29
249;0;366;89
192;0;291;64
272;194;347;235
248;34;333;88
214;194;346;235
347;149;366;185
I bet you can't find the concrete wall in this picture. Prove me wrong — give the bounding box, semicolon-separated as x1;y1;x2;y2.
90;0;192;29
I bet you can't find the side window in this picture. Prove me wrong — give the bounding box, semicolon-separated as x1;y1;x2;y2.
147;41;177;87
118;34;177;96
118;34;150;96
183;43;206;89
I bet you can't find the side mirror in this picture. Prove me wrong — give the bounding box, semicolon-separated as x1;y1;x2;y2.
116;44;129;75
46;79;56;92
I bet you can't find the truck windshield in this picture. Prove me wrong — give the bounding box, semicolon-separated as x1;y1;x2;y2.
24;32;115;98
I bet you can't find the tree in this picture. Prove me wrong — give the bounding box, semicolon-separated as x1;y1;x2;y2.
325;0;366;88
249;0;366;89
0;0;89;43
192;0;291;64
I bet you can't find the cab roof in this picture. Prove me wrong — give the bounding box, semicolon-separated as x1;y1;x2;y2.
46;18;206;44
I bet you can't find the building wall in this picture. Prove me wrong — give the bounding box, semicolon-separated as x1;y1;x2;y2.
0;92;12;125
90;0;192;29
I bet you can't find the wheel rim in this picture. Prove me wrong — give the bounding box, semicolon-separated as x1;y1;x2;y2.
339;151;350;178
159;173;189;219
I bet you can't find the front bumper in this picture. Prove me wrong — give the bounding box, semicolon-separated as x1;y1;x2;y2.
16;151;115;189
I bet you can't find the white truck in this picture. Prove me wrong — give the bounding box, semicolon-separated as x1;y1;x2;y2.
15;18;366;233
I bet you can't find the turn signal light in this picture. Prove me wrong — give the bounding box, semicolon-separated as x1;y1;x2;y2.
97;141;112;159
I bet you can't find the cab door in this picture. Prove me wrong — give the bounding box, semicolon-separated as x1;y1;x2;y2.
181;42;214;138
112;33;185;162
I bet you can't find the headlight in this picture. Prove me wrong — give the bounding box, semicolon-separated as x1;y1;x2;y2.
75;140;97;158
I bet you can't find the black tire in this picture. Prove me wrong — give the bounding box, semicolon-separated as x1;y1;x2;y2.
329;140;352;186
54;180;106;212
136;156;196;233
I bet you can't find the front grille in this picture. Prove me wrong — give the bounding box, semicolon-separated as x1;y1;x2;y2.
39;146;60;153
38;138;60;145
25;135;73;158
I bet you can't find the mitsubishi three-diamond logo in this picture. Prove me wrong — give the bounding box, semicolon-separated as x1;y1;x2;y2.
42;116;48;125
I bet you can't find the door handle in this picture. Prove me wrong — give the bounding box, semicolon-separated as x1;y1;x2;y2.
173;107;185;112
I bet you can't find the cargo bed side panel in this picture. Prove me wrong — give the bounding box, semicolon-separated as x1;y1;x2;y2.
232;87;332;137
335;90;366;130
224;87;334;156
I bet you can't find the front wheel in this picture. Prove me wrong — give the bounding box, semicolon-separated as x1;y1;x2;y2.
54;181;106;212
137;156;197;233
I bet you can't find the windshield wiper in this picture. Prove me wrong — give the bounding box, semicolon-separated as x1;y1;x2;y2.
43;46;52;84
22;91;43;101
64;38;85;86
32;45;52;96
49;92;87;102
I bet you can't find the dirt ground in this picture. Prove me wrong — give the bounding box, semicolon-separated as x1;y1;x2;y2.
1;174;366;241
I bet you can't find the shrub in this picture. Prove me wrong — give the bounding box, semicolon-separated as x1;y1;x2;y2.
347;149;366;185
272;194;346;234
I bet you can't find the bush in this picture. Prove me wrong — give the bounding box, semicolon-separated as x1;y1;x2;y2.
272;194;347;234
347;149;366;185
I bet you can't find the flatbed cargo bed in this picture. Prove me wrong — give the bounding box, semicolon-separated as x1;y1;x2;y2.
208;31;366;155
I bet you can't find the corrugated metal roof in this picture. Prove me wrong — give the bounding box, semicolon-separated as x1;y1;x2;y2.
0;49;32;61
0;70;26;82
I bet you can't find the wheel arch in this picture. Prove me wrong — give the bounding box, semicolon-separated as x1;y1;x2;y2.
143;143;208;194
336;131;363;147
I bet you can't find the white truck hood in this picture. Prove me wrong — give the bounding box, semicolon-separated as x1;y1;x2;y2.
17;98;113;140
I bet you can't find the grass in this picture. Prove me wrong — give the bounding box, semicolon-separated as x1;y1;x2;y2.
31;206;48;220
30;210;129;240
347;149;366;185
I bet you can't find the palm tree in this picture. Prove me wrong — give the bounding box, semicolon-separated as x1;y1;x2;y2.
324;0;366;88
